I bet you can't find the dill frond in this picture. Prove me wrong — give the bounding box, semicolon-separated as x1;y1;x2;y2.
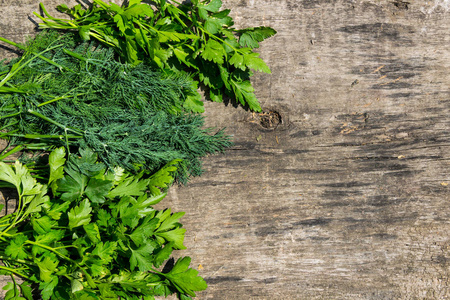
0;31;231;182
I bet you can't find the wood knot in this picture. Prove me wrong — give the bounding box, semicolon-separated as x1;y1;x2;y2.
393;1;409;10
257;110;282;129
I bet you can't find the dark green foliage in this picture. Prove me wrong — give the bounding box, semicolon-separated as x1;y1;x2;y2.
0;31;231;182
35;0;277;112
0;147;207;300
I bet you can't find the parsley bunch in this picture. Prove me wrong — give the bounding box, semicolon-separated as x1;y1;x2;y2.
0;147;207;299
35;0;277;112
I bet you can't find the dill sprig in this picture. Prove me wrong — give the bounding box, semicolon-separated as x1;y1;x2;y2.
0;31;231;182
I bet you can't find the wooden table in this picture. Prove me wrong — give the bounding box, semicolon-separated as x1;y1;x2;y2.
0;1;449;299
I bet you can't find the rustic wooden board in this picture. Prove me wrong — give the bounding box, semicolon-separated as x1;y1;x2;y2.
0;0;449;299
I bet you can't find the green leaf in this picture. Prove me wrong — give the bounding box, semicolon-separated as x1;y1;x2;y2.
156;227;186;250
129;0;141;6
71;279;84;293
92;241;117;264
197;7;209;20
108;173;149;198
153;47;173;67
229;52;245;71
111;166;126;185
130;243;155;272
157;211;185;233
147;160;180;195
209;88;223;102
218;64;230;90
109;3;124;14
130;217;159;246
230;79;261;111
123;3;154;19
3;281;26;300
68;199;92;230
5;234;29;260
173;47;198;69
84;223;101;243
212;8;232;19
204;17;225;34
19;282;33;300
58;164;88;202
243;52;271;73
33;231;65;256
135;193;166;218
116;197;140;228
97;283;116;298
204;11;233;34
198;61;223;89
0;161;39;196
238;26;277;48
201;39;225;64
163;257;207;297
37;255;59;282
48;147;66;194
201;0;222;13
39;276;58;300
31;216;55;234
47;201;71;220
85;178;113;203
96;209;112;228
113;14;127;33
79;26;91;41
153;242;174;268
184;92;204;113
23;187;49;215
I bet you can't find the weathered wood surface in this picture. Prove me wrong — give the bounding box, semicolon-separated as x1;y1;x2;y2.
0;0;449;299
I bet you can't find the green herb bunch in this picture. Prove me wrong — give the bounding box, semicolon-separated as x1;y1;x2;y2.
0;147;207;299
0;0;277;298
0;31;231;182
36;0;277;112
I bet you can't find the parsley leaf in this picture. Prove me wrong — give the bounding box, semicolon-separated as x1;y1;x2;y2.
5;234;29;260
68;198;92;230
147;159;181;195
57;163;88;202
130;244;155;272
201;39;226;64
48;146;66;194
163;257;207;297
230;79;261;111
85;178;113;204
108;173;149;198
238;26;277;48
31;216;56;234
37;255;59;282
39;276;58;300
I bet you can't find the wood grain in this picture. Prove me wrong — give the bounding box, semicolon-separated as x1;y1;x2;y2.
0;0;449;299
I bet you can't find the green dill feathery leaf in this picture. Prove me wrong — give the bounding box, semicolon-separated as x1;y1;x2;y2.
0;31;231;181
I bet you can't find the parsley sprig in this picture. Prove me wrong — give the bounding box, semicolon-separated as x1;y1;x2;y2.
0;147;206;299
35;0;277;112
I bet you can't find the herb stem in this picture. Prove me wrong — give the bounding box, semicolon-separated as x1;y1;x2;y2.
26;241;97;288
38;92;88;107
0;36;68;72
0;255;38;267
0;44;64;88
0;265;31;280
0;145;24;161
27;110;84;136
